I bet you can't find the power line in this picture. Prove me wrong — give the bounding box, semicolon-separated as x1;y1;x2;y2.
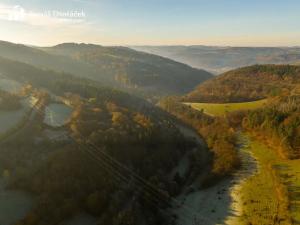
14;92;214;225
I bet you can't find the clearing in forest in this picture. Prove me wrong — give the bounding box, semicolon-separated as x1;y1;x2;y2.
184;99;268;116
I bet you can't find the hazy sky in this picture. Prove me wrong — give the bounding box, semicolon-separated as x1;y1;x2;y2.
0;0;300;46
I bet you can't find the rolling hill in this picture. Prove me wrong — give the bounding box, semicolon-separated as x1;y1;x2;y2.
131;46;300;74
0;41;213;98
183;64;300;160
42;43;213;97
184;64;300;103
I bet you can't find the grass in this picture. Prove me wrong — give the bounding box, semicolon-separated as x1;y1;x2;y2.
237;135;300;224
237;138;291;225
276;156;300;224
184;99;268;116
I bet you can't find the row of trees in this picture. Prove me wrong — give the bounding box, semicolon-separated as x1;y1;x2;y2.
159;97;240;180
243;96;300;159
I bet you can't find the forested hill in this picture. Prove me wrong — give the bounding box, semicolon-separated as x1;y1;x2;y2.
0;57;209;225
0;41;106;83
0;41;213;98
42;43;213;96
184;65;300;103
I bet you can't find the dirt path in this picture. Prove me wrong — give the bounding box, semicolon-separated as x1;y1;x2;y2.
225;134;258;225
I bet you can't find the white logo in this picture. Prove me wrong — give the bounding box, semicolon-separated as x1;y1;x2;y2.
8;5;25;21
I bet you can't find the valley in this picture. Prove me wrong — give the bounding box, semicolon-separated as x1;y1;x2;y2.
0;42;299;225
1;1;300;224
179;101;299;224
159;64;300;224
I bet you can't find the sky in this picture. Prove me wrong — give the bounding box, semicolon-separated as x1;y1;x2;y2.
0;0;300;46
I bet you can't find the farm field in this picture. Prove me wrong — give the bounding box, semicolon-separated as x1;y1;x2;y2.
184;99;268;116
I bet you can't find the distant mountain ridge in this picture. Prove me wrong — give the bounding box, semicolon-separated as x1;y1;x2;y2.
0;41;213;99
131;45;300;74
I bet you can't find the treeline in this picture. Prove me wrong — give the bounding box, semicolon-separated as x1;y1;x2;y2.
159;97;240;179
243;95;300;159
184;64;300;103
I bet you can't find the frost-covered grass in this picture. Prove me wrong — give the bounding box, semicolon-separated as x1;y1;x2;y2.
173;134;256;225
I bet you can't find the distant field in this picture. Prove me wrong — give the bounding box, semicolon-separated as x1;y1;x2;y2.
184;99;268;116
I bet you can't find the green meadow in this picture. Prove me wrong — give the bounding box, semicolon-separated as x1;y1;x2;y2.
239;137;300;224
184;99;268;116
277;156;300;223
237;138;291;224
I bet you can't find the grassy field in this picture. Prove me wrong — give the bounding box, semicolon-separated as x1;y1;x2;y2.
276;156;300;224
234;135;300;224
184;99;268;116
236;138;291;225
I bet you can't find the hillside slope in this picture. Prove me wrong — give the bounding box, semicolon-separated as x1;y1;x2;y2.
42;43;213;96
0;41;213;98
0;57;209;225
0;41;106;83
184;65;300;103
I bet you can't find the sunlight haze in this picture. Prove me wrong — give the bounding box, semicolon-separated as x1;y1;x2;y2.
0;0;299;46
